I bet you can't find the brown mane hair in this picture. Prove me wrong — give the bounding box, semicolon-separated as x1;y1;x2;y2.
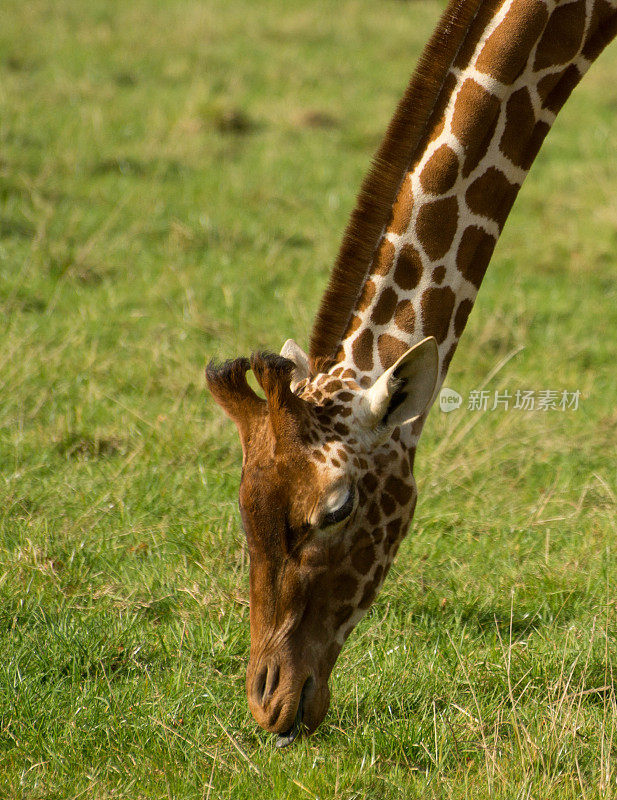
309;0;499;369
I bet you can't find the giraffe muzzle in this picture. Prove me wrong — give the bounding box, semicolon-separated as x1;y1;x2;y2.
275;676;312;748
247;648;331;740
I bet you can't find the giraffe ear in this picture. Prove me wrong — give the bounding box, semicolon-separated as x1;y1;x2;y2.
363;337;439;429
280;339;310;391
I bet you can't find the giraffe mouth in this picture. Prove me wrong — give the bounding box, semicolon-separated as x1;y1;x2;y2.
275;677;312;749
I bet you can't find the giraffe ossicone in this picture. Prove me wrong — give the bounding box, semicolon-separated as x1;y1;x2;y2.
206;0;617;744
279;338;311;390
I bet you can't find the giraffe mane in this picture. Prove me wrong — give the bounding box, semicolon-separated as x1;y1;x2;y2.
308;0;500;370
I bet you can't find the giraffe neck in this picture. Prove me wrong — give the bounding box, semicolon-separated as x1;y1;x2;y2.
311;0;617;395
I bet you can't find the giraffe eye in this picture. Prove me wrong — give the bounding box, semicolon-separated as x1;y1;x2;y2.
321;486;355;528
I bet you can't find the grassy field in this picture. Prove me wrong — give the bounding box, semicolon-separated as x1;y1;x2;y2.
1;0;617;797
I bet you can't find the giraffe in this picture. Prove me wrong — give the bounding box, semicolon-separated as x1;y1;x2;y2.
206;0;617;747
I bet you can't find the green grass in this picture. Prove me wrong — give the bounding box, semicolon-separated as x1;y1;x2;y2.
1;0;616;797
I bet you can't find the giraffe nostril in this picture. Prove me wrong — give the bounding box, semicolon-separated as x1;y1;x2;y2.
265;663;280;699
253;662;281;706
254;666;268;704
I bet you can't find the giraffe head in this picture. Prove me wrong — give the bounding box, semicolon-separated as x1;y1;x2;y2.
206;336;438;744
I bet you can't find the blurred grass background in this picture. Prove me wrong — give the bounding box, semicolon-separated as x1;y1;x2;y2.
1;0;616;797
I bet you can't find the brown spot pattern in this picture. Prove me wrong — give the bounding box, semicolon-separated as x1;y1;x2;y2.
394;299;415;335
522;121;551;171
429;118;445;146
416;197;459;261
451;80;501;173
443;342;458;372
347;315;362;335
393;244;423;290
543;65;582;115
453;0;506;69
420;286;456;345
361;473;378;494
582;3;617;60
537;70;565;104
386;518;403;546
419;144;459;195
374;238;396;276
351;328;373;372
356;280;376;313
500;88;536;169
371;287;398;326
476;0;548;83
534;0;585;71
456;226;496;289
432;266;446;284
359;580;377;610
454;298;473;338
351;542;376;575
378;334;408;369
384;475;413;506
465;111;500;179
381;493;396;517
422;73;458;151
366;502;380;526
588;0;617;39
333;604;354;630
466;166;519;229
389;181;414;236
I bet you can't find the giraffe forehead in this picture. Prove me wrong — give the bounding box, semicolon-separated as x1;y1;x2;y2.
300;373;363;403
293;373;366;453
240;448;330;534
240;410;358;514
